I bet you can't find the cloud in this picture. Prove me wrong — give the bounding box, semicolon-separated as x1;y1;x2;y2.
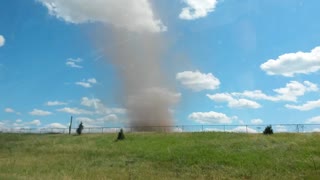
179;0;218;20
97;114;118;122
87;78;97;84
76;117;95;124
176;70;220;91
66;58;83;68
75;114;120;127
12;119;41;128
4;108;15;113
75;78;97;88
0;122;7;129
57;107;93;115
312;128;320;132
67;57;82;63
251;119;263;125
75;82;92;88
81;97;127;115
274;125;288;132
285;99;320;111
30;120;41;126
273;81;318;102
29;109;52;116
207;93;233;102
232;90;278;101
46;101;67;106
81;97;100;108
231;126;257;133
0;35;5;47
37;0;166;32
260;46;320;77
46;123;67;128
188;111;235;124
306;116;320;124
228;99;261;109
232;81;318;102
207;93;261;109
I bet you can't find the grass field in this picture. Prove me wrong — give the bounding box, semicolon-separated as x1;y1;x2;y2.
1;132;320;179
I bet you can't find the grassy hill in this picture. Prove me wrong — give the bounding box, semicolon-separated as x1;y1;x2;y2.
1;132;320;179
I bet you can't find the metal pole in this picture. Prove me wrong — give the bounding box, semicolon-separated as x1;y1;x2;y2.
69;116;73;135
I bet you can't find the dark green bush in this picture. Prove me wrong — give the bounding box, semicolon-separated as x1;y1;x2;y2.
76;122;84;135
116;128;125;140
263;125;273;135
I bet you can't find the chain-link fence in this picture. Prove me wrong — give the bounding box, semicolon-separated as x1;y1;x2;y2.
1;124;320;134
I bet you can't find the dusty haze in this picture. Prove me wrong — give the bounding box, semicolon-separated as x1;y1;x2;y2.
107;31;179;130
38;0;179;130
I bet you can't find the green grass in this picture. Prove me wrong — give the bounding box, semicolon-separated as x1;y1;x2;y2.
1;132;320;179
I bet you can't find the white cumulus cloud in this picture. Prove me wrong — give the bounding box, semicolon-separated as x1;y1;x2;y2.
57;107;93;115
232;90;278;101
180;0;218;20
0;35;5;47
75;78;97;88
306;116;320;124
46;101;67;106
46;123;67;128
232;81;318;102
76;117;95;124
81;97;101;108
273;81;318;102
4;108;15;113
251;119;263;125
231;126;257;133
188;111;235;124
29;109;52;116
75;82;92;88
207;93;261;109
37;0;166;32
176;70;220;91
97;114;118;122
207;93;233;102
30;120;41;126
87;78;97;84
312;128;320;132
81;97;126;115
228;99;261;109
286;99;320;111
274;125;288;132
66;58;83;68
260;46;320;77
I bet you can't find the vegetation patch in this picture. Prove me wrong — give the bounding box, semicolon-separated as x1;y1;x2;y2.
0;132;320;179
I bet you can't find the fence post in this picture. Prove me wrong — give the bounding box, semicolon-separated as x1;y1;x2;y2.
69;116;73;135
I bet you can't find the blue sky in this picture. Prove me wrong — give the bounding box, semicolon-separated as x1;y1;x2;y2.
1;0;320;132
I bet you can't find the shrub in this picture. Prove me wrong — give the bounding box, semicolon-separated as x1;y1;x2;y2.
116;128;125;141
263;125;273;135
76;122;84;135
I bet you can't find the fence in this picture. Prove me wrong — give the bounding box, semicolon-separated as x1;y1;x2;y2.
1;124;320;134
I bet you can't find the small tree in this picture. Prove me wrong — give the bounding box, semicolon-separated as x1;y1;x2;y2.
76;122;84;135
116;128;125;141
263;125;273;135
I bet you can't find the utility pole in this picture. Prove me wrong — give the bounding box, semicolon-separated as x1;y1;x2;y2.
69;116;73;135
